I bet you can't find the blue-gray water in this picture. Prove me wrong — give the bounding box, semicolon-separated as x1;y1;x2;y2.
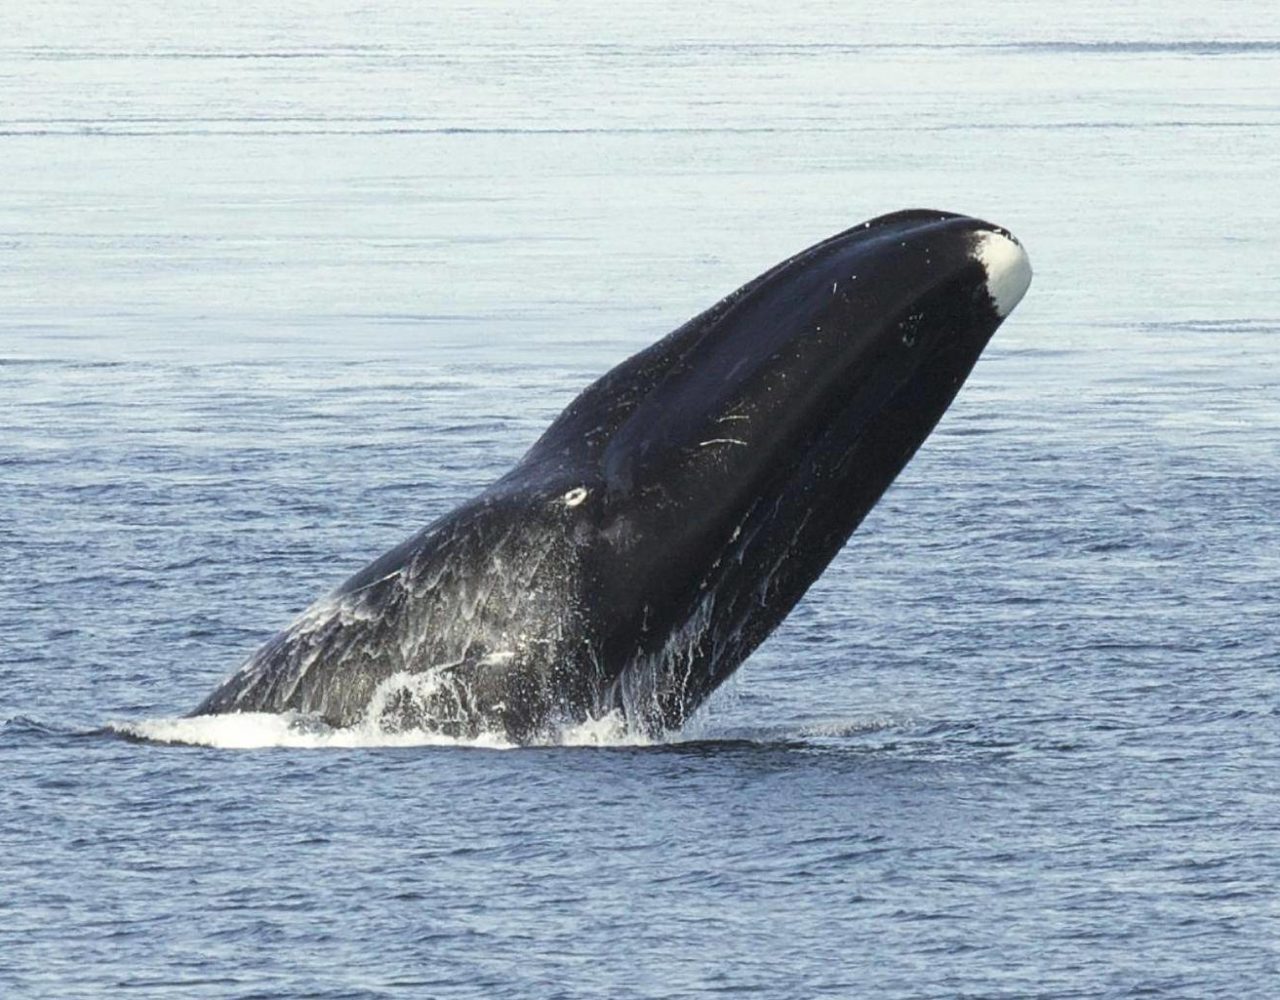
2;1;1278;996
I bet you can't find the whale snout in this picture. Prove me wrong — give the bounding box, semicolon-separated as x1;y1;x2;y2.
971;228;1033;318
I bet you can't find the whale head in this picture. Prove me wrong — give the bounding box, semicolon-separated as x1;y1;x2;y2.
505;209;1032;731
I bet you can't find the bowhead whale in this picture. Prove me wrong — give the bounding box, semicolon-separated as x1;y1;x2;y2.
192;210;1032;741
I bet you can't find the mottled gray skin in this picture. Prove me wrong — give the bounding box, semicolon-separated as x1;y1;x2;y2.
192;210;1030;742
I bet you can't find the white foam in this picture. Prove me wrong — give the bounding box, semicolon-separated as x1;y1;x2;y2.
556;710;655;747
110;707;665;750
972;230;1033;317
112;712;517;750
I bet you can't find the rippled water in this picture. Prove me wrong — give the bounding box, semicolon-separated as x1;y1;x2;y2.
3;1;1279;996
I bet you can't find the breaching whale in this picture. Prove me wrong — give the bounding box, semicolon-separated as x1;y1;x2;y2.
192;210;1032;742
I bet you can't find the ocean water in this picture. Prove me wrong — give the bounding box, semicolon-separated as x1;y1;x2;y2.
3;1;1279;996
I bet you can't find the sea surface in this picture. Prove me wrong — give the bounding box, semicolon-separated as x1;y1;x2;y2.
2;1;1278;997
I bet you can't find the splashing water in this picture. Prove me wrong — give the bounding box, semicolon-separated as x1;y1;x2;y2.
110;710;660;750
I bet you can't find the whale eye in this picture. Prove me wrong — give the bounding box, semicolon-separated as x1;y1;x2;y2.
563;487;588;507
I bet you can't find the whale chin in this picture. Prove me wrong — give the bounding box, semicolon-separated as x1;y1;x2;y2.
191;209;1032;743
972;229;1033;317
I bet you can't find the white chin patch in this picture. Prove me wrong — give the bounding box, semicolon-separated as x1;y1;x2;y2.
972;230;1033;317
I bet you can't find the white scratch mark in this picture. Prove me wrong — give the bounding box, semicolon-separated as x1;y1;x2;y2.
699;438;748;448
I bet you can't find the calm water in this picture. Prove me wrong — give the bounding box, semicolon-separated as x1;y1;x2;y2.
3;1;1279;996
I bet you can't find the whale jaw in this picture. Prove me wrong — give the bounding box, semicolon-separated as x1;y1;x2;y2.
972;229;1033;318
